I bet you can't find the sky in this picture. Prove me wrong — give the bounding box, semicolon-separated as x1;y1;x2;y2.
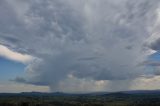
1;0;160;93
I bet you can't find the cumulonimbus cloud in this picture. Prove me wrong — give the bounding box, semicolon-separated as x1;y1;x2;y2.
1;0;160;92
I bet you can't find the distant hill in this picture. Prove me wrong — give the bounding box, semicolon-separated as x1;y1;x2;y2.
122;90;160;94
0;90;160;97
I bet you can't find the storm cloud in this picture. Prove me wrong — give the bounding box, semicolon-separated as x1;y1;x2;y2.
1;0;160;92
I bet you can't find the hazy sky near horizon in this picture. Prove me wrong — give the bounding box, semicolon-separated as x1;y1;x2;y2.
1;0;160;92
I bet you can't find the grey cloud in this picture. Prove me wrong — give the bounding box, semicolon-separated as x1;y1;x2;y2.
0;0;160;92
149;38;160;51
11;76;50;86
125;45;133;50
142;61;160;66
141;61;160;76
11;77;27;83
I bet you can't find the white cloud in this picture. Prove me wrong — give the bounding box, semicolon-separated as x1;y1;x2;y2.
0;81;49;93
0;45;32;64
131;76;160;90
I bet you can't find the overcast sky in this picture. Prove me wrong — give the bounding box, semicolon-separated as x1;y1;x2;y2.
1;0;160;93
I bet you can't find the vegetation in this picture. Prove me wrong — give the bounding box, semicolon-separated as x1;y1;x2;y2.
0;92;160;106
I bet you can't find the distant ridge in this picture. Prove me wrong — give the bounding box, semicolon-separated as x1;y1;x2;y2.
121;90;160;94
0;90;160;97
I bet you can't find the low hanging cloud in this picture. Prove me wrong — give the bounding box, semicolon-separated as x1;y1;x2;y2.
1;0;160;92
